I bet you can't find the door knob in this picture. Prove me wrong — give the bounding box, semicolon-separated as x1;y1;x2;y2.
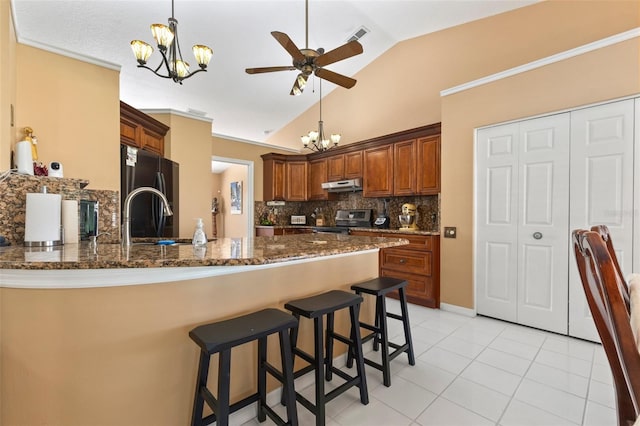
533;232;543;240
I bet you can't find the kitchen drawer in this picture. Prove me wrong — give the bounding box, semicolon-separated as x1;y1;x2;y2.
380;269;438;308
351;230;433;251
380;248;431;276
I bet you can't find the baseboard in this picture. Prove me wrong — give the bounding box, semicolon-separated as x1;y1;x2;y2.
440;302;476;317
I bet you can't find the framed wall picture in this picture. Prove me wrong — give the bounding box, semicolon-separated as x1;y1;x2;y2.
230;181;242;215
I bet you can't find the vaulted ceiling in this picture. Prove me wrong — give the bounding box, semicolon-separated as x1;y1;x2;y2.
12;0;537;145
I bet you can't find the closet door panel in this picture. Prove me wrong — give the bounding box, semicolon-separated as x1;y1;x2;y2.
476;124;519;322
569;99;635;341
516;114;570;334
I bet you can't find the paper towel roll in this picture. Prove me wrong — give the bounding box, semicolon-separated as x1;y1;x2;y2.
25;193;62;245
15;140;34;175
62;200;79;244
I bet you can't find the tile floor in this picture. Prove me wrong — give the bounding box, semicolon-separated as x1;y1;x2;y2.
241;300;616;426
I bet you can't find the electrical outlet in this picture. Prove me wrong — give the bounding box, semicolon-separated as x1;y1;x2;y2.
444;227;457;238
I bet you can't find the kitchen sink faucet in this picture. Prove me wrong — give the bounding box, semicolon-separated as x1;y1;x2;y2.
121;186;173;246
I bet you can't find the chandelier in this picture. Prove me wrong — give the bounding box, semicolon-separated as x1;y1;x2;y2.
301;79;340;152
130;0;213;84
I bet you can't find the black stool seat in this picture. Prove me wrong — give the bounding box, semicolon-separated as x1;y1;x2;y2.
190;309;298;353
284;290;368;426
189;308;298;426
350;276;409;296
284;290;363;318
348;277;415;387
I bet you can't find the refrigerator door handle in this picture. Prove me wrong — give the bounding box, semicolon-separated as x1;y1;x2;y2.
157;172;167;236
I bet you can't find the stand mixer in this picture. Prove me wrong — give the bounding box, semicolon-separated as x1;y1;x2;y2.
399;203;418;230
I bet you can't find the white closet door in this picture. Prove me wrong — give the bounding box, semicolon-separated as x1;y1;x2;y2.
569;99;635;341
476;123;519;322
516;114;570;334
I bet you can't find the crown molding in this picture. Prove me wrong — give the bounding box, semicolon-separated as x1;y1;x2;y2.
441;28;640;97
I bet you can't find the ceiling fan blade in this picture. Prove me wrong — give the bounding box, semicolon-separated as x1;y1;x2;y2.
315;68;357;89
314;40;363;68
271;31;306;63
245;66;297;74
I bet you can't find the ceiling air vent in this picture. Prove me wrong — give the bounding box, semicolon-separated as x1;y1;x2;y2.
347;26;369;43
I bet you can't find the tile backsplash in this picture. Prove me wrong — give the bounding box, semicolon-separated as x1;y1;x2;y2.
256;192;440;231
0;173;119;245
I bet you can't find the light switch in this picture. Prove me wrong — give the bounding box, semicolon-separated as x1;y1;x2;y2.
444;227;457;238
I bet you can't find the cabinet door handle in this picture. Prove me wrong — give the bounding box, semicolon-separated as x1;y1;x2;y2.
399;258;406;264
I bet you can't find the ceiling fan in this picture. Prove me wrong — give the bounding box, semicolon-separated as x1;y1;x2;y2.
245;0;363;96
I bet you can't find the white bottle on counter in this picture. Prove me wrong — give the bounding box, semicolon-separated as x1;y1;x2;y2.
192;218;207;246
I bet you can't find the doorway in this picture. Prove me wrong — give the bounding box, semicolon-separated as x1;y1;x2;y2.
211;156;254;238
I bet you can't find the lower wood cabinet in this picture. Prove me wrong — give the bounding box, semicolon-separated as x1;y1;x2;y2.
350;230;440;308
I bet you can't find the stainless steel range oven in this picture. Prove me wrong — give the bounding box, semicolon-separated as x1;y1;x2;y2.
312;209;373;234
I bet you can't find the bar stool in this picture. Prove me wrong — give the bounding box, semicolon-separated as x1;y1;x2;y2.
284;290;368;426
189;308;299;426
347;277;415;387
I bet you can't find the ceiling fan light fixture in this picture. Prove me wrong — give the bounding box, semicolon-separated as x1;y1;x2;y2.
290;73;308;96
131;40;154;64
131;0;212;84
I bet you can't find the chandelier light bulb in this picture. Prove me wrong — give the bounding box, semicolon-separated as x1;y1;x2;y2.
193;45;213;68
308;130;319;142
330;134;341;145
301;134;311;146
150;23;174;49
131;40;153;64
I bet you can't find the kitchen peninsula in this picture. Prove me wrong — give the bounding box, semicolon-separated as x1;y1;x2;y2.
0;234;407;426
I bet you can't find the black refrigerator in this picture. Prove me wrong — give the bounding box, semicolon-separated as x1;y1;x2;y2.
120;145;179;238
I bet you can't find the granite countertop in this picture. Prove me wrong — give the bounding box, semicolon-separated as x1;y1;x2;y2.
0;234;409;270
254;225;440;236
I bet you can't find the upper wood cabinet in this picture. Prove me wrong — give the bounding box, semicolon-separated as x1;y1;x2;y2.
327;155;345;182
262;155;286;201
262;154;309;201
344;151;363;179
261;123;440;200
393;135;441;195
327;151;363;181
309;158;336;200
120;101;169;156
363;144;394;197
417;135;441;195
393;139;417;196
285;160;308;201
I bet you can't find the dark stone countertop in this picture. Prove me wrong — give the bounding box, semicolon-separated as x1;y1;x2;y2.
0;234;409;270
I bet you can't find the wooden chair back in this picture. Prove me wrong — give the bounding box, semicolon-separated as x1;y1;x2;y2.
573;230;640;426
590;224;630;312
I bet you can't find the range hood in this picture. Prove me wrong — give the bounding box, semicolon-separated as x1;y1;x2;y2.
321;178;363;193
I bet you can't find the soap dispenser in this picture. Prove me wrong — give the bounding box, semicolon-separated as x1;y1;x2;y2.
192;218;207;246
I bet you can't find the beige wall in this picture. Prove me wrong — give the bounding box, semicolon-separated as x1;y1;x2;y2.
15;45;120;191
211;135;292;202
152;113;214;238
218;163;249;238
441;39;640;309
0;0;17;171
